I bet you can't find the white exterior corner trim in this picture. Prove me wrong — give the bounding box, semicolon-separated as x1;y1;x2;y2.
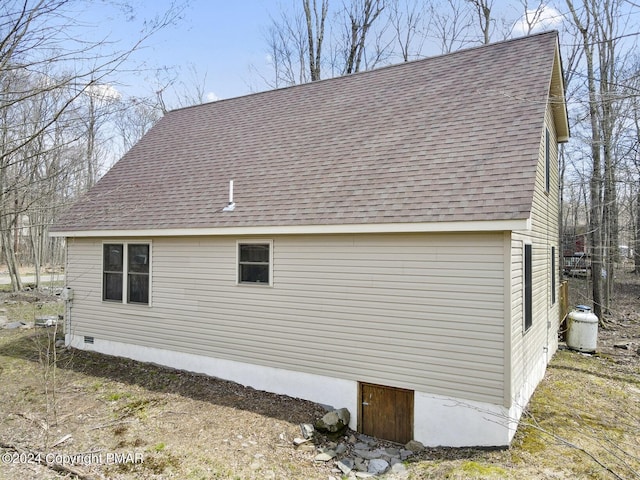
50;219;529;238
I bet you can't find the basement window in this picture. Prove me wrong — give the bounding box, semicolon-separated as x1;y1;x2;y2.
103;242;151;305
237;241;272;285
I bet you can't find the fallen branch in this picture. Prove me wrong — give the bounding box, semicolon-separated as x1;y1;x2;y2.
50;434;73;448
16;412;48;431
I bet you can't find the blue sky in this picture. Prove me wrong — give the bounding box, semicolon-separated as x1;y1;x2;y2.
73;0;274;101
75;0;568;104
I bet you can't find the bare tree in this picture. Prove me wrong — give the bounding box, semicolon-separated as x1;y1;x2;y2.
466;0;493;44
263;0;389;84
264;6;310;87
0;0;186;291
517;0;549;35
303;0;329;80
389;0;426;62
564;0;632;320
429;0;474;54
341;0;387;74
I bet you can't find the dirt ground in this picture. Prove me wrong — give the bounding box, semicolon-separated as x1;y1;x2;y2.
567;270;640;365
0;274;638;480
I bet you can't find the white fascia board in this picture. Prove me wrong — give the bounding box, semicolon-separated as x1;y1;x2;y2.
50;219;529;238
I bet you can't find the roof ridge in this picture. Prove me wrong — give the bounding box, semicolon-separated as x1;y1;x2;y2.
167;31;559;115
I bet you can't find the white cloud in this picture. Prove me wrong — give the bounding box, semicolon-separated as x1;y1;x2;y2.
206;91;220;102
512;4;564;36
85;83;121;103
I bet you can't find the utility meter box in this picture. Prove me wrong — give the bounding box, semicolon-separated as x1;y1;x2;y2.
61;287;74;301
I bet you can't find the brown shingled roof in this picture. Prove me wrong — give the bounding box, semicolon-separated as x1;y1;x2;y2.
52;31;565;234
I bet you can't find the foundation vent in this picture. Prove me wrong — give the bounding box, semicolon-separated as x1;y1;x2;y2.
83;336;95;344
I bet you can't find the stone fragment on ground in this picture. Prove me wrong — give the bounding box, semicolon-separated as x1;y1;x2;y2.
368;458;389;474
4;321;25;329
337;457;354;474
314;450;336;462
315;408;350;433
404;440;424;452
306;410;421;478
300;423;315;439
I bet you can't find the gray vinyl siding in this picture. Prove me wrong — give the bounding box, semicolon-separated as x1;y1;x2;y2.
66;232;507;404
510;102;560;399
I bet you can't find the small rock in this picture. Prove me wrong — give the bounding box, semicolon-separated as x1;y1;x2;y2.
354;448;385;460
355;472;375;478
297;443;316;452
348;434;357;444
337;457;355;474
354;457;367;471
385;447;400;456
404;440;424;452
368;458;389;474
335;443;347;455
315;450;337;462
293;437;309;446
400;449;413;460
356;433;375;442
315;408;350;434
4;321;25;329
614;342;630;350
300;423;315;439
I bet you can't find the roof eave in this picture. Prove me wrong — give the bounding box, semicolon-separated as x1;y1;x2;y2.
50;218;531;238
551;36;570;143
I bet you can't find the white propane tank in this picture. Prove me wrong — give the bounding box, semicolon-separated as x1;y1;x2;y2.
566;305;599;353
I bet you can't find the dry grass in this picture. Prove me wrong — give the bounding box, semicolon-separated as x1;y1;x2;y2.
0;275;639;479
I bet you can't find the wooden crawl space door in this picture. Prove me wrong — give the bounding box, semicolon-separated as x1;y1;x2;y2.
359;382;414;444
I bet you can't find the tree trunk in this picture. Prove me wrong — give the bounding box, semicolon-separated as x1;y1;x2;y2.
635;189;640;274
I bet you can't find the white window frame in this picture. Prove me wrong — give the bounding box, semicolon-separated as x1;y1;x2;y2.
236;239;273;287
102;240;152;306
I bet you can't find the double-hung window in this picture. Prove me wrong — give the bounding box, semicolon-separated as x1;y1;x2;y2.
103;243;150;304
237;241;272;285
